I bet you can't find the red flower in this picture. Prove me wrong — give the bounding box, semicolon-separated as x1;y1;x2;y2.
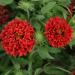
45;17;73;47
0;5;10;25
0;18;35;57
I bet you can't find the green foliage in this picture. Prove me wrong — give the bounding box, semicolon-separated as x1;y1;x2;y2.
69;15;75;47
0;0;13;5
56;0;70;7
49;47;61;54
37;46;54;59
43;64;71;75
34;68;43;75
41;1;56;14
17;0;70;22
18;0;34;11
15;70;24;75
69;14;75;30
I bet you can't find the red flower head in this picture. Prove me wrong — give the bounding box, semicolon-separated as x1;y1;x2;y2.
0;5;10;25
45;16;73;47
0;18;35;57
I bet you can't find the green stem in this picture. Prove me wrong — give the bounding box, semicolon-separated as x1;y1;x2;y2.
28;61;32;75
26;9;30;21
56;67;71;74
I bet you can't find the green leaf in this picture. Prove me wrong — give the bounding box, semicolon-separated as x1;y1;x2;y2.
42;0;53;3
57;0;70;6
35;15;45;20
15;70;24;75
16;13;27;20
30;20;41;31
52;5;67;18
29;50;37;60
37;46;54;59
22;70;28;75
15;57;28;65
44;67;64;75
41;1;56;14
34;68;43;75
4;69;13;75
63;12;67;19
18;0;34;11
0;0;13;5
69;32;75;47
55;67;71;74
31;0;40;1
69;14;75;30
44;64;68;75
29;51;43;69
49;47;61;54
